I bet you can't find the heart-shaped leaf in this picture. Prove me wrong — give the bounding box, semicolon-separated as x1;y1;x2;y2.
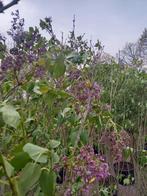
18;162;41;195
0;104;20;128
53;54;66;78
39;170;56;196
0;155;14;178
10;152;30;171
49;140;60;149
23;143;49;163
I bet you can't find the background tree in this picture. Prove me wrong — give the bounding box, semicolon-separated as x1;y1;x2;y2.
118;28;147;69
139;28;147;66
119;42;143;67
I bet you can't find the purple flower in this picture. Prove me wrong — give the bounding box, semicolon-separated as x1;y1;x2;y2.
55;145;110;195
27;54;38;63
67;69;81;80
35;66;45;78
69;81;101;103
1;56;14;71
100;130;131;161
38;47;47;55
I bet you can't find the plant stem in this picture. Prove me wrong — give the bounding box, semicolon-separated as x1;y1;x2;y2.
73;95;92;154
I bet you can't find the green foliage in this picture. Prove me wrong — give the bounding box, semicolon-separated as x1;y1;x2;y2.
18;162;41;195
0;155;14;178
0;104;20;128
49;140;60;149
23;143;49;163
39;170;56;196
52;54;66;78
10;152;30;171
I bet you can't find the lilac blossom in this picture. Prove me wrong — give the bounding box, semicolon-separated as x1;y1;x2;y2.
55;145;110;195
67;69;81;80
1;10;47;78
35;66;46;78
100;130;131;161
69;81;101;103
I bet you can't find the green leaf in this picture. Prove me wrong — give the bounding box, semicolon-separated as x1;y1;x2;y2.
38;58;46;66
52;152;60;164
25;117;34;124
23;143;49;163
11;143;26;155
39;170;56;196
26;81;35;93
80;130;88;145
0;155;14;178
49;140;60;149
100;188;109;196
0;104;20;128
34;187;44;196
39;84;49;94
18;163;41;195
61;107;71;118
70;131;77;146
53;54;66;78
11;177;22;196
10;152;30;171
56;89;71;99
138;150;147;166
33;83;49;95
123;147;133;160
33;85;42;95
123;178;130;185
44;88;70;107
66;52;78;59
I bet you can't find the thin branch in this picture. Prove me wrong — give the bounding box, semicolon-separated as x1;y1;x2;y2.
0;0;20;13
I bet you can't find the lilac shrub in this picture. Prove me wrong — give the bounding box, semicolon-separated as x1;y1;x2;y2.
55;145;110;195
100;130;131;161
1;10;47;80
69;80;101;103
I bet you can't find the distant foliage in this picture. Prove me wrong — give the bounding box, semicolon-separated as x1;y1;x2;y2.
118;28;147;70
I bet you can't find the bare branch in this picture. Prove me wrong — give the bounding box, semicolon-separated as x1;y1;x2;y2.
0;0;20;13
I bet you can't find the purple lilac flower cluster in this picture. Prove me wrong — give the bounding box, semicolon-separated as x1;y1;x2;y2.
67;69;81;80
72;145;109;182
7;10;25;44
1;10;47;79
35;66;46;78
100;130;131;161
69;81;101;103
1;54;25;71
55;145;110;196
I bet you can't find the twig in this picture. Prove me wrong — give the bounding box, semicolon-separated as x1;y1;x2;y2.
0;0;20;13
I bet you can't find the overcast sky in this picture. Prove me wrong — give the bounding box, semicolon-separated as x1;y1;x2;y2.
0;0;147;56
